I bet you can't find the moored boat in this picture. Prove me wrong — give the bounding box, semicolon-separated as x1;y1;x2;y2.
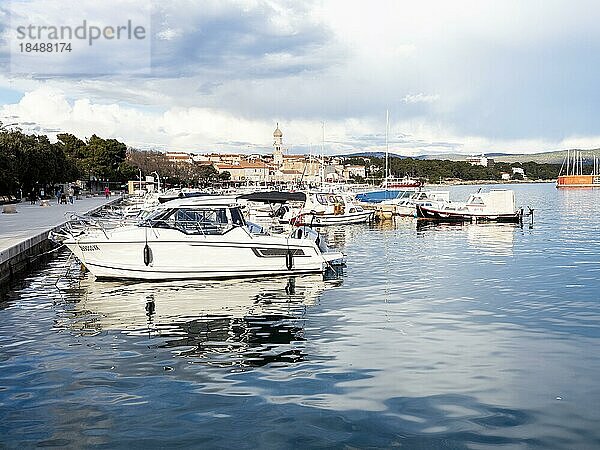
416;189;523;223
381;190;450;216
556;150;600;188
59;196;344;281
291;192;374;226
380;176;423;189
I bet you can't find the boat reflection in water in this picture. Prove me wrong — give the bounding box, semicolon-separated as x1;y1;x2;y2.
416;221;519;256
465;223;517;256
63;270;342;368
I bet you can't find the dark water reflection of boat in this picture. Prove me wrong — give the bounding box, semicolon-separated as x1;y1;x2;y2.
58;272;342;368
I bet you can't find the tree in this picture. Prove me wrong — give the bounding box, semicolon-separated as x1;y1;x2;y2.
0;129;21;194
195;164;218;183
84;135;128;181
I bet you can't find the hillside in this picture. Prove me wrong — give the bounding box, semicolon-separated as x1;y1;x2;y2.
488;149;599;164
344;149;600;165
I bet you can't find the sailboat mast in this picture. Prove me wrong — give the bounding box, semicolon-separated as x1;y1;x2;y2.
321;121;325;189
385;109;389;188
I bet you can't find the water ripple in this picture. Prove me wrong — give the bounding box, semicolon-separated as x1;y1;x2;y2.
1;184;600;448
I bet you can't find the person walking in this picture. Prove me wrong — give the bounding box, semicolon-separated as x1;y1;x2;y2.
55;187;62;204
68;185;75;204
104;186;110;199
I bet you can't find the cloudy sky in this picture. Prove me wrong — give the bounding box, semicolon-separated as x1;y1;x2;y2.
0;0;599;156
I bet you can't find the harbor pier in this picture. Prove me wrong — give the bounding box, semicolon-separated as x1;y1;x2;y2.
0;196;119;286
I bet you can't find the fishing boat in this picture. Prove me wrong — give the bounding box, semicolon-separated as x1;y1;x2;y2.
290;192;374;226
556;150;600;188
416;189;523;223
58;196;344;281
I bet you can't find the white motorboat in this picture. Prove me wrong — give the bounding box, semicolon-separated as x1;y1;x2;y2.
60;196;344;281
290;192;374;226
381;190;450;216
416;189;524;223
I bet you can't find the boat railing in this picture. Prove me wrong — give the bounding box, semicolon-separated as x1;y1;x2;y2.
60;213;110;239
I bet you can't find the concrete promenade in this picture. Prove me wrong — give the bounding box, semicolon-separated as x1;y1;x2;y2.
0;195;119;284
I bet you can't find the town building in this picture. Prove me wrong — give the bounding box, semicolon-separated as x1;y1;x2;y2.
159;124;368;185
466;154;494;167
215;161;271;182
511;167;526;179
166;151;193;164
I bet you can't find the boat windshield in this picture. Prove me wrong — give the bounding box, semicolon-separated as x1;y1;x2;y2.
141;207;244;235
315;194;328;205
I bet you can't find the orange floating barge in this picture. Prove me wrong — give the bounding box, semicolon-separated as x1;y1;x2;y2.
556;174;600;188
556;150;600;188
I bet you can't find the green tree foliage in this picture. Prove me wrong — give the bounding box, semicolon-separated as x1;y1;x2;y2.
84;135;129;181
343;155;561;182
0;129;21;194
0;127;80;195
0;125;132;195
195;164;218;182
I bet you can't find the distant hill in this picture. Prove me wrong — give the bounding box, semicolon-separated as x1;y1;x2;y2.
343;151;407;159
488;149;599;164
342;149;600;165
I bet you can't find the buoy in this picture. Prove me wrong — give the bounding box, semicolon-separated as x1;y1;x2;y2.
143;244;153;266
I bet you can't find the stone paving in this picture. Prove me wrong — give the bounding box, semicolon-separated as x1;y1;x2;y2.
0;195;118;257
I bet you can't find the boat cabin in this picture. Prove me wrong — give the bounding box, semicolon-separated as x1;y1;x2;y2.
307;193;365;215
465;189;516;214
140;199;246;235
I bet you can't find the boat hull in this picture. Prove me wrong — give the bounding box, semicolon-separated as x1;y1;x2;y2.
65;227;343;281
416;205;523;223
556;174;600;188
295;211;373;226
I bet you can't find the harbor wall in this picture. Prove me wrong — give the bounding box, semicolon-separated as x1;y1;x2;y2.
0;198;119;288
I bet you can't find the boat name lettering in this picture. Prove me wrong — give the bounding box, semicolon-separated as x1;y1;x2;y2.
80;244;100;252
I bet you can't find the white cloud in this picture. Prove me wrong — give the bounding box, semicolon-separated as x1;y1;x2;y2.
156;28;183;41
1;0;600;154
403;93;440;104
3;87;598;157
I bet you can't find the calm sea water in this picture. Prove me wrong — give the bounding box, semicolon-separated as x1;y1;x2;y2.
1;183;600;449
